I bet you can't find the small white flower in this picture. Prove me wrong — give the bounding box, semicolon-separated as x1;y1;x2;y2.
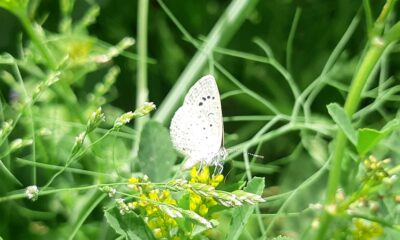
25;185;39;201
108;188;116;197
309;203;323;210
311;218;320;229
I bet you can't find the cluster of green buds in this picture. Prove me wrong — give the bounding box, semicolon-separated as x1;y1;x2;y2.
363;155;391;182
316;156;397;238
351;218;384;239
31;72;60;102
91;37;135;64
87;67;119;106
71;107;105;155
0;120;13;142
113;102;156;129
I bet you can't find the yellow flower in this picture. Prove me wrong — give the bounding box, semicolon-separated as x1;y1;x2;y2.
153;228;166;238
199;204;208;216
164;197;177;205
166;217;177;226
128;177;140;191
190;167;198;178
190;200;197;211
128;177;139;183
147;219;158;229
162;190;171;198
145;206;158;215
211;174;224;186
198;167;210;183
149;190;159;201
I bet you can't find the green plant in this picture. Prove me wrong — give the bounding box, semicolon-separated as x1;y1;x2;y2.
1;0;400;239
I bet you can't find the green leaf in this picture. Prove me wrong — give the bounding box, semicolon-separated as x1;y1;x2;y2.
68;190;106;240
225;177;265;240
300;131;328;166
0;160;23;186
104;210;132;239
327;103;357;145
138;121;177;182
356;119;399;156
105;209;156;240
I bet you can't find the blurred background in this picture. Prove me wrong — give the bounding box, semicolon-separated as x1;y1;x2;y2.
0;0;399;239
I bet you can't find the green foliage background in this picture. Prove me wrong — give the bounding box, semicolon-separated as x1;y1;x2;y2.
0;0;399;239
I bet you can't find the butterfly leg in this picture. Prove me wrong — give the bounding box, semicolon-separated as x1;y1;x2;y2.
213;161;224;176
197;161;205;174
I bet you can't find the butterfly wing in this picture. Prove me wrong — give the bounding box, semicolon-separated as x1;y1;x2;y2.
170;75;224;169
184;75;224;150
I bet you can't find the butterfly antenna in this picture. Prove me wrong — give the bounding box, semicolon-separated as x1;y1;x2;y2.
227;148;264;159
246;152;264;159
223;167;234;183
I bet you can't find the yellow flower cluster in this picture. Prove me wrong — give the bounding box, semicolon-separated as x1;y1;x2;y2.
124;168;226;239
127;177;180;239
139;190;178;239
352;218;383;240
189;167;224;216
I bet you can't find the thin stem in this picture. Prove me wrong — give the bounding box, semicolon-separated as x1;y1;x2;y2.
362;0;373;36
12;62;37;185
132;0;149;159
286;7;302;73
18;14;57;69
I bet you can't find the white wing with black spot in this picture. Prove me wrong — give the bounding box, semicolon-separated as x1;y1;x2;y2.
169;75;224;169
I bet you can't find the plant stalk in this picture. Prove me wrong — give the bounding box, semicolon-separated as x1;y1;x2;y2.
314;22;390;240
18;13;57;69
132;0;149;159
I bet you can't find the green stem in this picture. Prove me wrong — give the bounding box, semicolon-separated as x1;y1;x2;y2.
314;22;392;240
132;0;149;159
154;0;260;124
286;7;302;73
18;13;57;69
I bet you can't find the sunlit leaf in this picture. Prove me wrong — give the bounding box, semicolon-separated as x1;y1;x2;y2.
138;121;177;182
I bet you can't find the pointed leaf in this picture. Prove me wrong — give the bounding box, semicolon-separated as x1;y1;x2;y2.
327;103;357;145
105;209;156;240
357;119;400;156
226;177;265;240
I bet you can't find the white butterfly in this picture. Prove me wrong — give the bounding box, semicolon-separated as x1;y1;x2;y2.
170;75;227;171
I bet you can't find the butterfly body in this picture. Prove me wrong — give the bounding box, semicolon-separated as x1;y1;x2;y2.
170;75;226;170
